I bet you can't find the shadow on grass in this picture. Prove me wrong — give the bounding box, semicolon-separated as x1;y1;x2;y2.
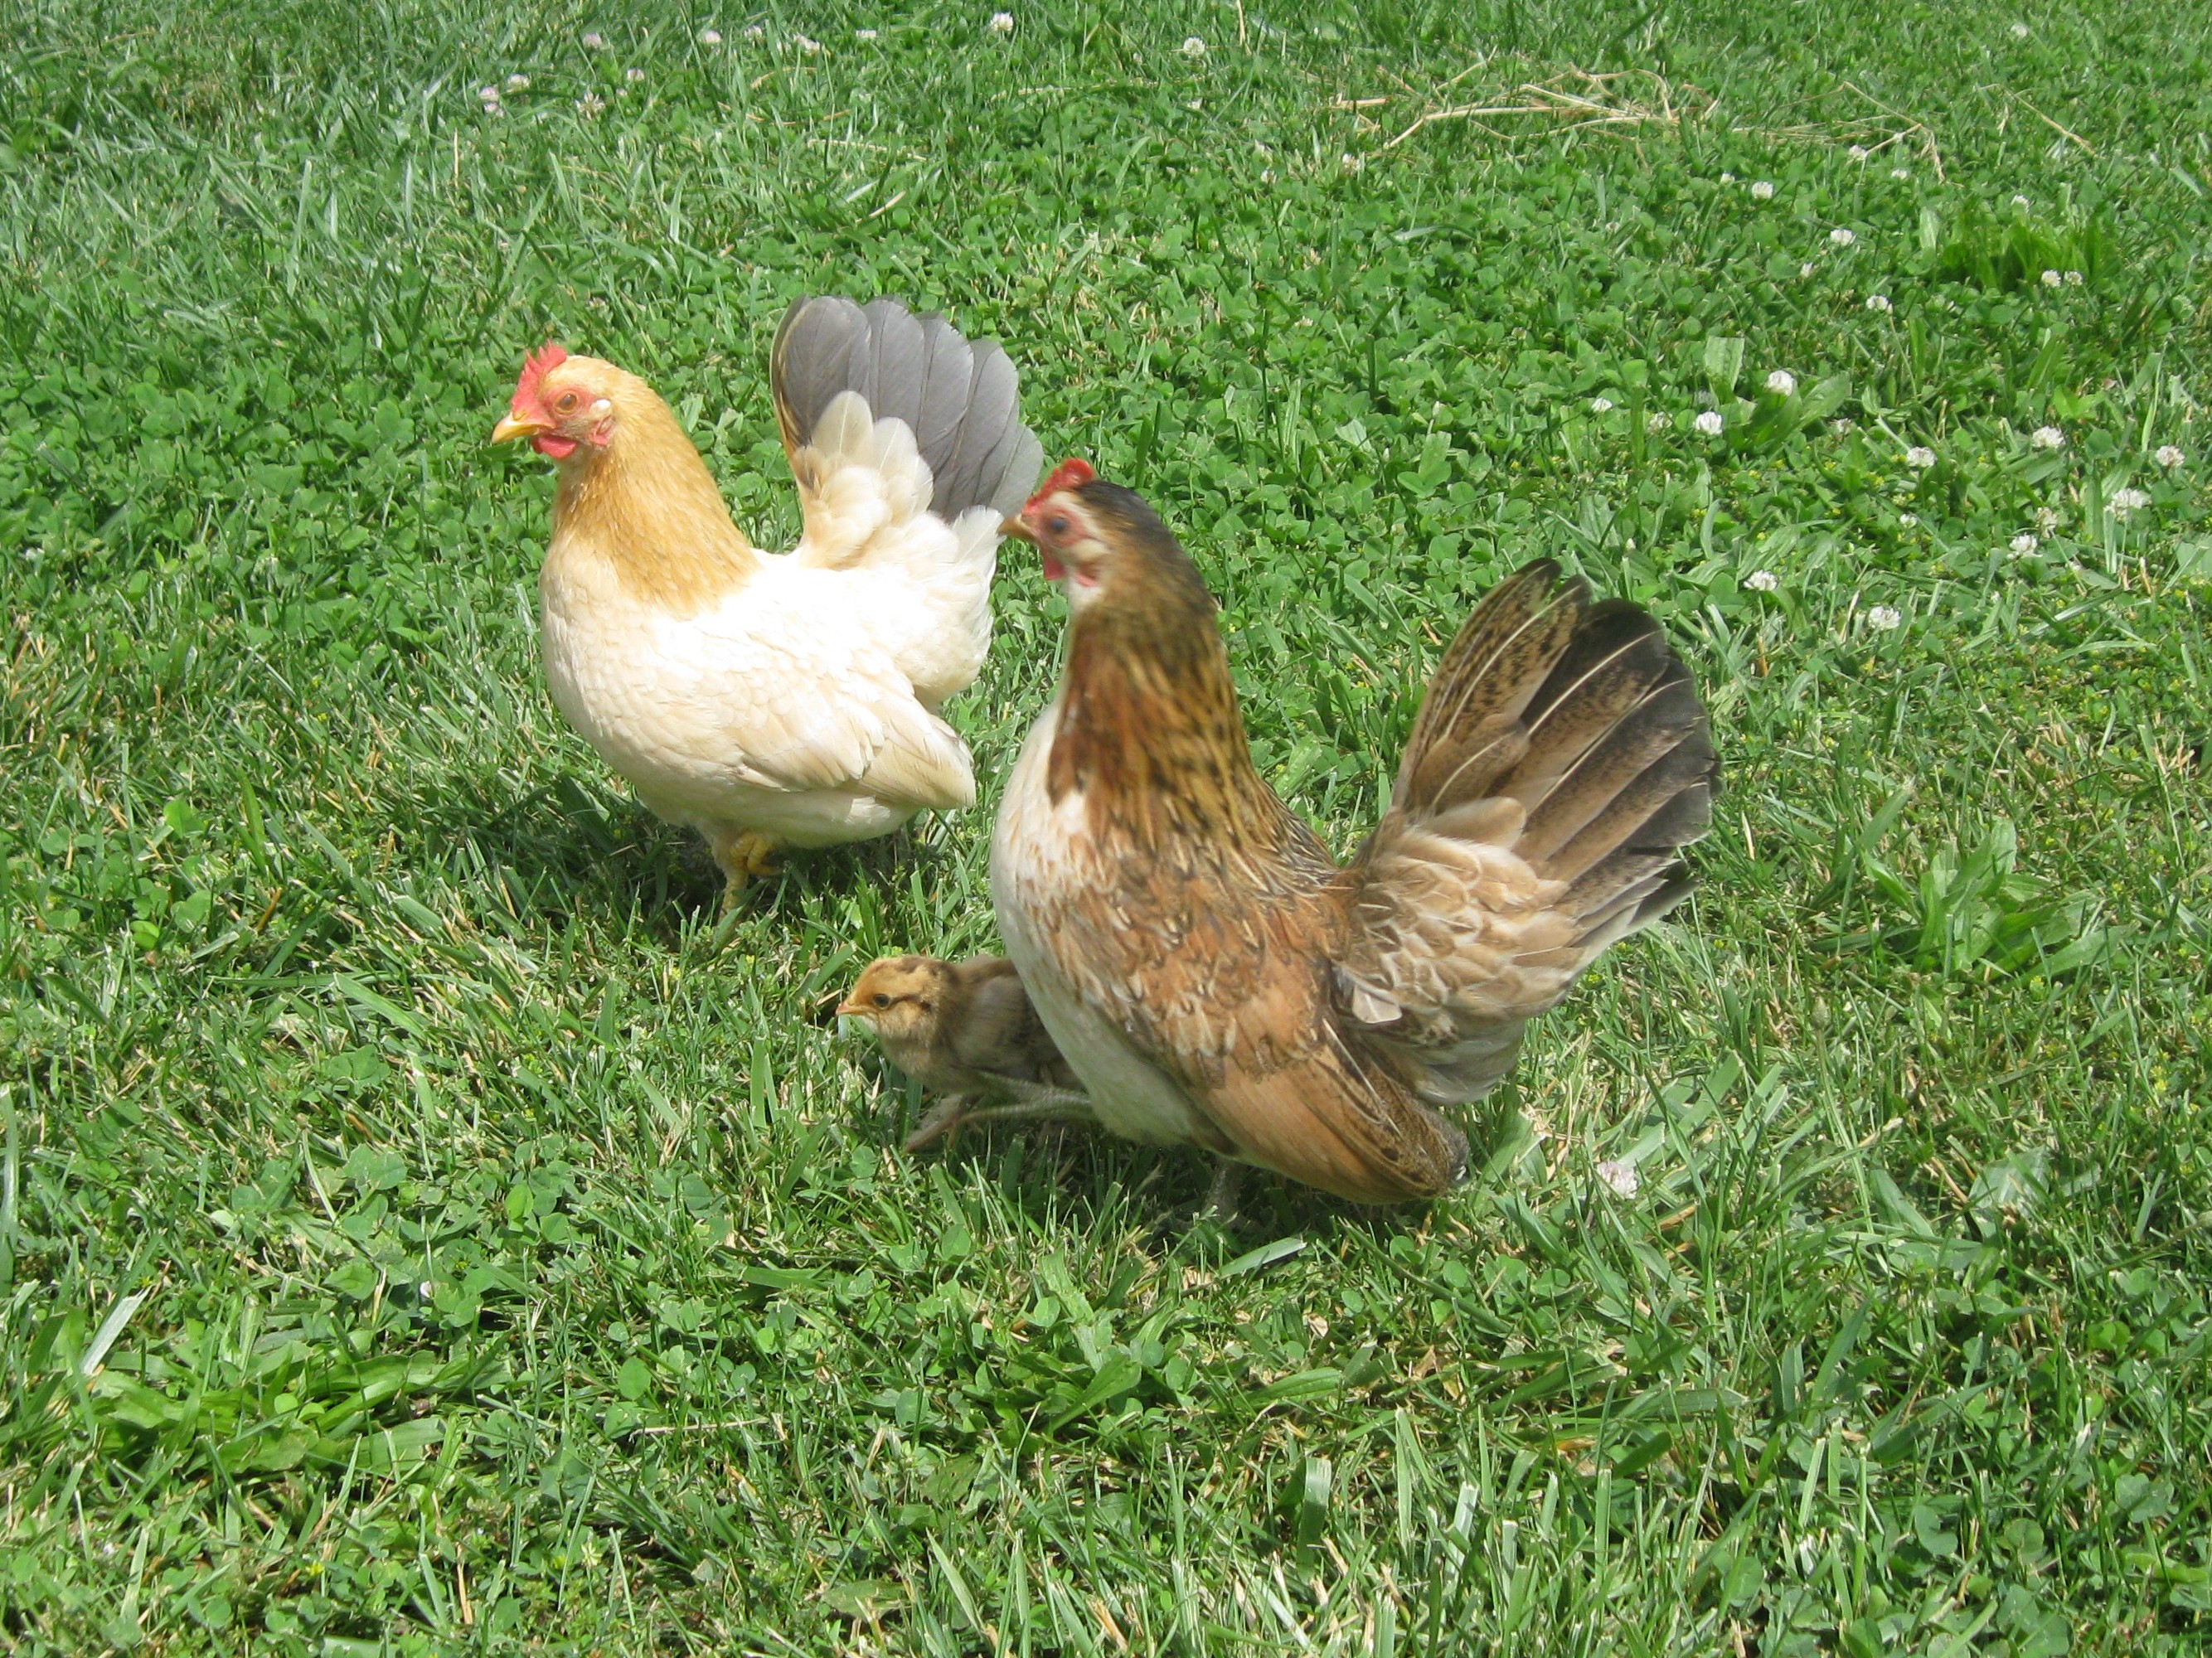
403;769;969;945
878;1080;1529;1251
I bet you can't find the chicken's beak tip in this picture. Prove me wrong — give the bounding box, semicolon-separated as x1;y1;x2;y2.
999;514;1036;544
490;414;541;446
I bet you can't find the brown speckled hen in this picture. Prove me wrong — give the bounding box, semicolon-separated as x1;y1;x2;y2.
988;460;1716;1205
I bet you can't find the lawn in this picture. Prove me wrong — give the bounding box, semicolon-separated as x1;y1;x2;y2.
3;0;2210;1650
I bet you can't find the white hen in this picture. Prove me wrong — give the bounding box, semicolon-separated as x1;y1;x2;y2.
492;297;1044;898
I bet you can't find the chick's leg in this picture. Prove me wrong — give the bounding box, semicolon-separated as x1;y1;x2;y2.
902;1087;1096;1153
902;1096;973;1152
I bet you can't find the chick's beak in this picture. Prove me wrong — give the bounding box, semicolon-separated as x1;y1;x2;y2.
490;412;546;445
999;513;1036;544
833;998;870;1019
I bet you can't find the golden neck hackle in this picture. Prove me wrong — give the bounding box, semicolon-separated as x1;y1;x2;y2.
550;376;759;615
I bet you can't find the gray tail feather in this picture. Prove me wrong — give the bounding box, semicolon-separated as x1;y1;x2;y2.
1396;559;1717;943
773;294;1045;521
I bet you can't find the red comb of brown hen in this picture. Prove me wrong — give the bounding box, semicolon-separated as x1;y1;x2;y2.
512;342;570;414
1027;458;1096;509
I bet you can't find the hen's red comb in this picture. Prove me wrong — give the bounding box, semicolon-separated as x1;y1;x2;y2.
511;342;570;415
1026;457;1096;509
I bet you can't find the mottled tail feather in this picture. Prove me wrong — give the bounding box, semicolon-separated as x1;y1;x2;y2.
1399;560;1715;939
772;294;1045;521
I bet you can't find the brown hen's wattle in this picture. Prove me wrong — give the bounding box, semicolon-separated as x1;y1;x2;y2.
990;473;1716;1205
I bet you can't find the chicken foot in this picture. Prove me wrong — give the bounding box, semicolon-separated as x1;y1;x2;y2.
707;830;783;909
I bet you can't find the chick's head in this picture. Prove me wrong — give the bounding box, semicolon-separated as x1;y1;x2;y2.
837;955;954;1046
492;343;628;461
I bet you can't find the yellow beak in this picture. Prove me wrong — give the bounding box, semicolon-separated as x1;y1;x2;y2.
1000;514;1036;543
834;999;871;1018
490;413;546;445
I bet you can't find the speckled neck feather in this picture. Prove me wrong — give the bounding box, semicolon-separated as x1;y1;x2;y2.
1046;482;1321;869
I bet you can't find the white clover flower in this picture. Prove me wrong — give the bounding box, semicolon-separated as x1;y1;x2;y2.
1695;410;1725;436
2035;506;2060;531
625;64;648;80
582;30;606;48
1745;569;1779;593
2030;425;2065;449
1848;145;1870;162
2108;487;2152;521
699;27;723;44
507;73;531;90
1905;446;1935;469
1341;152;1364;173
2064;269;2083;285
1648;412;1671;434
2040;269;2062;288
1899;512;1918;525
793;36;820;52
2156;444;2186;468
2011;21;2030;37
1830;226;1856;246
1590;396;1614;413
1751;180;1774;201
576;92;605;114
1181;36;1207;56
742;24;764;38
2011;533;2040;555
855;27;877;40
989;11;1015;32
481;99;503;116
2011;193;2030;208
1765;369;1797;396
1831;417;1855;434
1891;167;1910;179
420;1281;436;1299
1259;168;1275;184
1800;261;1817;279
1866;294;1892;313
1720;172;1735;183
1595;1160;1640;1199
1865;605;1903;631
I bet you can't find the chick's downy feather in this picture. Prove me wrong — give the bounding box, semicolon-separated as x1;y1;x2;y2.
501;298;1043;889
991;473;1715;1204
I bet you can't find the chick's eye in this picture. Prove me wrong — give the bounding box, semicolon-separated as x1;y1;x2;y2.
871;993;891;1008
555;391;580;413
1045;514;1070;536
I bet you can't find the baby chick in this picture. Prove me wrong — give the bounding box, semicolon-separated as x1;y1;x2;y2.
837;955;1090;1149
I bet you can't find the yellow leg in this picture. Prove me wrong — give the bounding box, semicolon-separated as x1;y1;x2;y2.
709;831;782;909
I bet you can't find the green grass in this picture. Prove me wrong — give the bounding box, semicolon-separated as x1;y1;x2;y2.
3;0;2211;1650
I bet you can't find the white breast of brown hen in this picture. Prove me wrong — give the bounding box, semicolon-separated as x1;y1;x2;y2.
990;696;1226;1146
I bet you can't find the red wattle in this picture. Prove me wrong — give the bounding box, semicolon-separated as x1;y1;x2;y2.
1041;550;1066;581
534;434;580;459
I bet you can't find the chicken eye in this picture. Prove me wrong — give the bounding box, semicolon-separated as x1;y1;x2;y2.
871;992;891;1008
555;391;580;414
1045;514;1071;537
